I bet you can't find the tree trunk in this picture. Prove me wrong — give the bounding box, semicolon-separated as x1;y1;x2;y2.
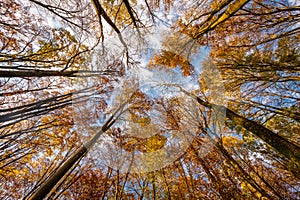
179;88;300;167
27;103;127;200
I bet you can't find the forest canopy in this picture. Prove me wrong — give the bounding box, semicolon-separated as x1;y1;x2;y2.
0;0;299;199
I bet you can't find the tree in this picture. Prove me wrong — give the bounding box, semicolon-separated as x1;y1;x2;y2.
1;0;300;199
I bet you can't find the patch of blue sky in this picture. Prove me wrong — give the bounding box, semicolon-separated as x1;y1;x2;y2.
190;46;210;74
137;67;195;99
106;48;205;105
136;46;208;100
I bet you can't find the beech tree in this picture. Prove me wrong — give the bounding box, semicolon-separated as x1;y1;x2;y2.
1;0;299;199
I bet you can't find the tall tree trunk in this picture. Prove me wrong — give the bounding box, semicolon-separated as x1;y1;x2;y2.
0;70;113;77
0;70;78;77
194;0;250;39
27;103;127;200
179;88;300;167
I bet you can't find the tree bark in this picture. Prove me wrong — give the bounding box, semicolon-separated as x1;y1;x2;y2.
179;88;300;166
27;103;127;200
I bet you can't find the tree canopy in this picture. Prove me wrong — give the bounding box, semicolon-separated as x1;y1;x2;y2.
1;0;299;199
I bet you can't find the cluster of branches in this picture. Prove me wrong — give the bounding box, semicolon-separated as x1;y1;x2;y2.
0;0;299;199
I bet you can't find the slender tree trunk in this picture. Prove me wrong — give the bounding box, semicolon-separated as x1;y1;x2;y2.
101;167;113;200
215;141;274;199
27;103;127;200
91;0;127;48
0;70;78;77
160;169;171;200
194;0;250;38
190;145;227;199
0;70;114;77
151;173;156;200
